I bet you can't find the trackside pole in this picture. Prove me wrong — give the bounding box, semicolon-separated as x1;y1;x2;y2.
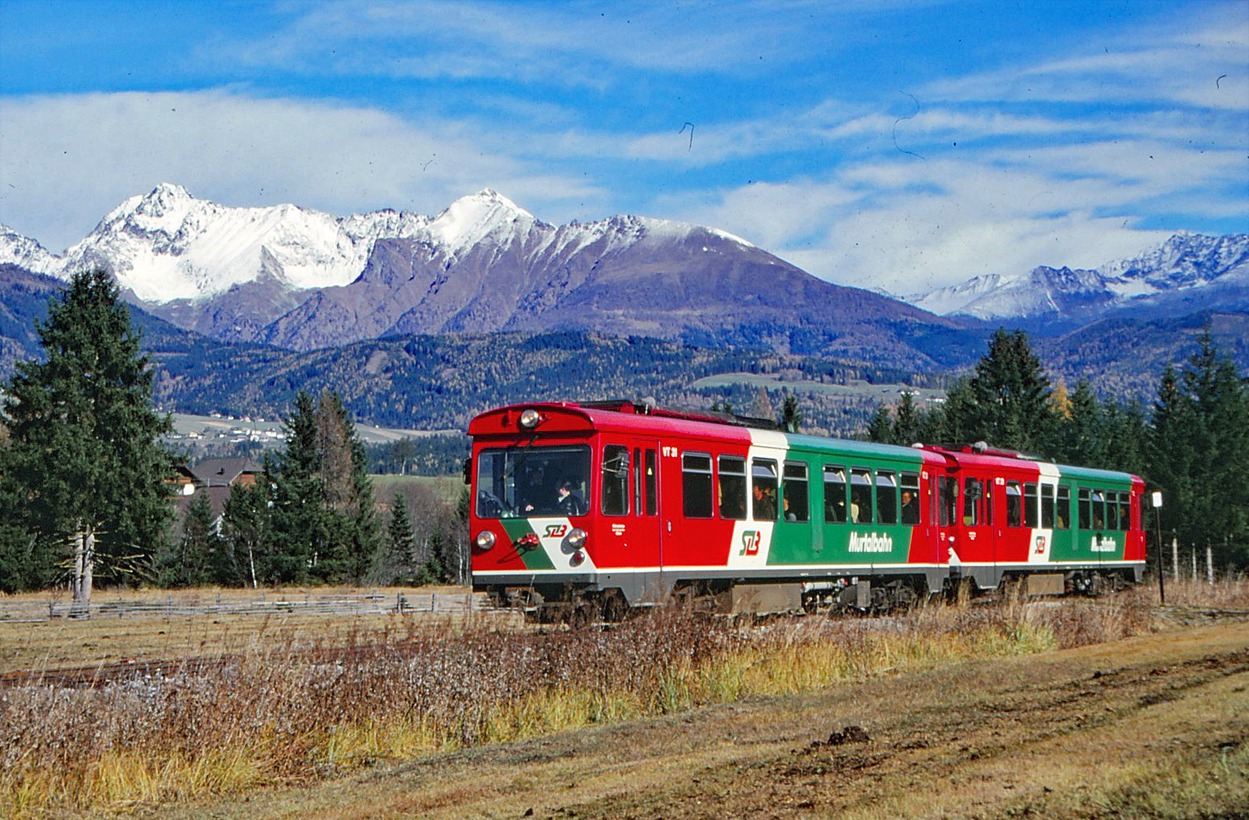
1151;491;1164;605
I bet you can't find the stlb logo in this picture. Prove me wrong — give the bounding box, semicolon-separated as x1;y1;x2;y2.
740;530;761;556
543;524;568;538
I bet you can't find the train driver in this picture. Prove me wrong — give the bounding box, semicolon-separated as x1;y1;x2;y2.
556;480;587;516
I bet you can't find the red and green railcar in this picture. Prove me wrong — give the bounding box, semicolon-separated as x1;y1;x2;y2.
468;401;1146;614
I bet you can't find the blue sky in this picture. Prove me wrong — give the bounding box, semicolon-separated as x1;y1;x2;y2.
1;0;1246;293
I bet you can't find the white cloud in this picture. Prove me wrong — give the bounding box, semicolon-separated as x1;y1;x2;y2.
0;90;595;251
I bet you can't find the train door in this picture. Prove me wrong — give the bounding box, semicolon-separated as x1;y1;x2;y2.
935;471;959;571
960;471;995;585
600;441;662;592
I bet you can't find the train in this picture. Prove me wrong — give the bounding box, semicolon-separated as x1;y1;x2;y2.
467;400;1147;618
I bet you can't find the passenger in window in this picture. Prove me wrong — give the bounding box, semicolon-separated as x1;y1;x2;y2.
783;495;797;522
753;484;776;520
556;480;587;516
900;490;919;525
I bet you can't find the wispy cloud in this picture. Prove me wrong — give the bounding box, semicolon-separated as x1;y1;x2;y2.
0;91;597;251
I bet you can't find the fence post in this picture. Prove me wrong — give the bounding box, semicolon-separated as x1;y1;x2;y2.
1207;544;1214;585
1172;537;1179;581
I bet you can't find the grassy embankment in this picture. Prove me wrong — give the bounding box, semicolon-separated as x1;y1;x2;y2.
1;578;1246;816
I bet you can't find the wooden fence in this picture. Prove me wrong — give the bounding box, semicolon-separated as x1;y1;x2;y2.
0;589;493;623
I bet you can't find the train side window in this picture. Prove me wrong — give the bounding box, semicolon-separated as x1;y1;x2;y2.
1041;483;1056;529
962;478;982;526
1107;491;1121;530
877;470;898;524
682;453;714;518
1078;488;1091;530
782;462;810;522
633;448;643;515
752;459;779;521
900;472;920;525
1118;492;1131;532
1056;485;1070;529
644;449;658;516
824;466;848;523
938;475;957;527
1024;483;1039;528
850;468;873;524
1006;481;1022;527
1091;490;1106;529
601;445;630;516
718;455;747;520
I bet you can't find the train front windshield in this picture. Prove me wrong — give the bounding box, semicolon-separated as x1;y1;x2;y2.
475;445;591;518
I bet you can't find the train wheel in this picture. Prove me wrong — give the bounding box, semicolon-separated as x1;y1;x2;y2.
567;598;598;630
599;589;629;622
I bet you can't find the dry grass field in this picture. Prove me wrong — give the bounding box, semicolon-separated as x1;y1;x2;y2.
2;579;1247;818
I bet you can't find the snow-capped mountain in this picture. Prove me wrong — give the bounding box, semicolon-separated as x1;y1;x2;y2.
0;184;958;365
0;225;60;276
911;233;1249;322
49;183;436;302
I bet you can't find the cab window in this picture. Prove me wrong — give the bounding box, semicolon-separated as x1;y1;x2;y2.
602;445;629;516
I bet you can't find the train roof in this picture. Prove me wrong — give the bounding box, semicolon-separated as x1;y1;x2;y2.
469;401;1143;485
470;401;941;463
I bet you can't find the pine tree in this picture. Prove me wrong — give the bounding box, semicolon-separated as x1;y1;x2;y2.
384;491;417;584
1149;334;1249;569
779;394;802;433
866;405;895;444
265;390;381;584
417;526;449;585
961;329;1055;453
1053;380;1103;465
218;480;269;587
894;391;922;446
156;491;219;587
0;270;173;601
265;392;324;584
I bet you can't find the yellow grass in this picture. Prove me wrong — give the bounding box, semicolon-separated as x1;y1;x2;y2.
2;578;1244;816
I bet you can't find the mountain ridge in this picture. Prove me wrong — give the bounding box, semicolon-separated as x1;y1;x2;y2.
911;232;1249;323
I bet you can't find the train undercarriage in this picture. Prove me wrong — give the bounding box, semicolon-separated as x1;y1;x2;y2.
483;565;1140;623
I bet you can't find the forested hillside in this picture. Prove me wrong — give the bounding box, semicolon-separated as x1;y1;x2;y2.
147;330;940;437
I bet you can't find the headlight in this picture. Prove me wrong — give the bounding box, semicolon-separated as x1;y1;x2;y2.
518;408;542;429
474;530;497;551
566;528;587;550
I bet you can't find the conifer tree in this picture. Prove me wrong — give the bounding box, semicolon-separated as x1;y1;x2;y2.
0;270;173;600
156;491;219;588
961;329;1055;453
779;394;803;433
384;491;417;584
1150;333;1249;567
264;391;324;583
894;391;922;446
417;526;450;585
218;480;268;587
265;390;381;584
866;405;895;444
